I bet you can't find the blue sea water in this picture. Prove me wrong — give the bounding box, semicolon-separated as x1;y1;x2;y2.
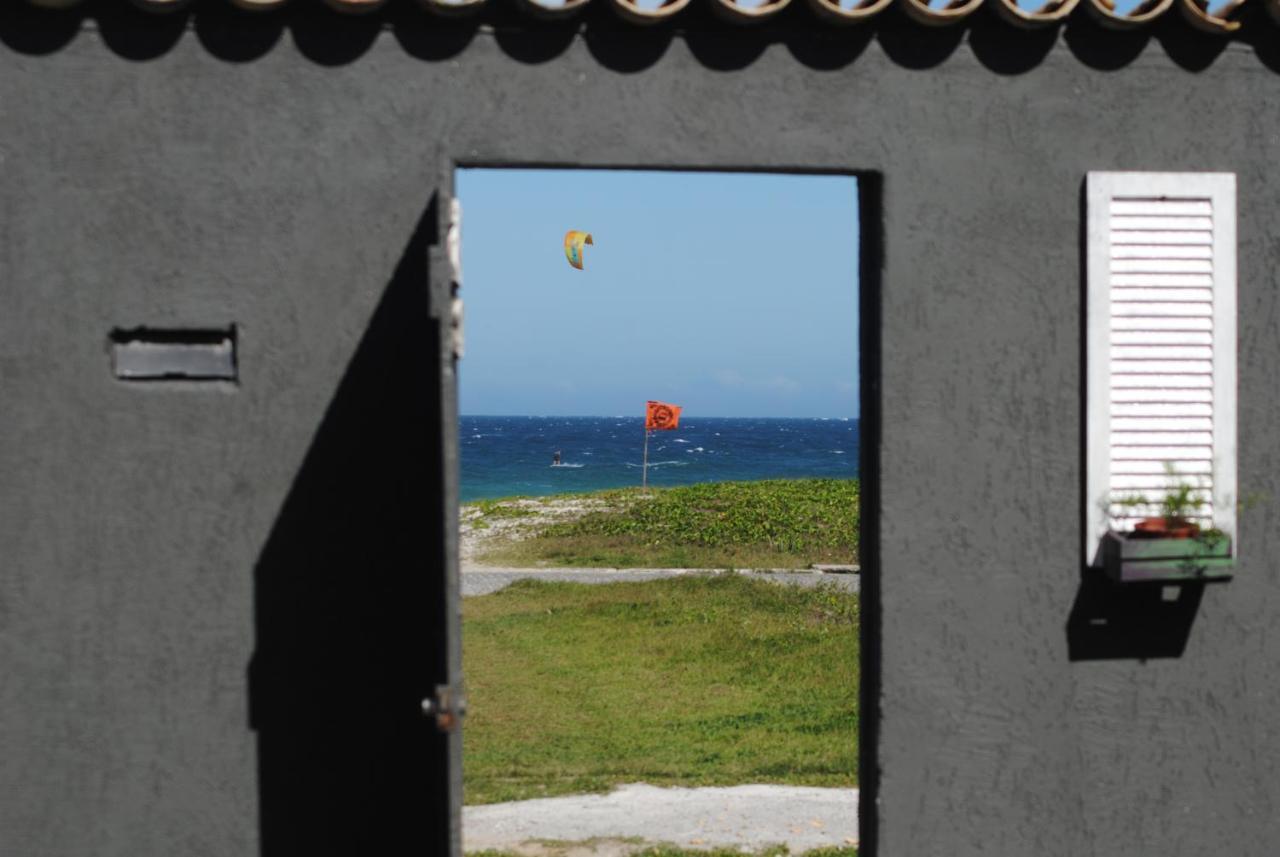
461;415;859;502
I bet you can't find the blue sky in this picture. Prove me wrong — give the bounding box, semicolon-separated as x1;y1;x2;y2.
456;169;859;418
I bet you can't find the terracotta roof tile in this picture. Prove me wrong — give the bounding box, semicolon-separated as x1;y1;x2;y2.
20;0;1261;31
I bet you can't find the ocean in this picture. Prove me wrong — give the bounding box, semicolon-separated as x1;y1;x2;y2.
460;415;859;503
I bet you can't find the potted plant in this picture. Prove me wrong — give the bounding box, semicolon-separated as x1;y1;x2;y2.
1101;466;1232;583
1115;476;1204;539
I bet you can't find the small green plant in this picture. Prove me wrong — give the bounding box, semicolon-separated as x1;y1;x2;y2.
1111;463;1208;535
1197;525;1227;549
1157;478;1203;523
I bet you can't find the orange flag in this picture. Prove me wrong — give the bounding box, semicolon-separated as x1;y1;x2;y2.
645;400;682;431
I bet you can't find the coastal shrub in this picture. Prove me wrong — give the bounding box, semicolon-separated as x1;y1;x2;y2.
546;479;858;558
469;849;856;857
475;499;538;520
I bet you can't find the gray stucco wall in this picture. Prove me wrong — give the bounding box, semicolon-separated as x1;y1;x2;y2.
3;6;1280;856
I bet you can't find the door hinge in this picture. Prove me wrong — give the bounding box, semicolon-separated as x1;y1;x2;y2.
447;198;463;360
421;682;468;733
450;295;465;361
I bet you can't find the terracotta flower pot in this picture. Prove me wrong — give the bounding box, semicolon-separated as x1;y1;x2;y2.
1131;517;1201;539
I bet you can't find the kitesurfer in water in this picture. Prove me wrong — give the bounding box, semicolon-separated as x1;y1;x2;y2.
553;450;562;466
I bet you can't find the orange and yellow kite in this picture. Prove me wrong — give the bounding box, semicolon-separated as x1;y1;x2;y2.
564;230;593;270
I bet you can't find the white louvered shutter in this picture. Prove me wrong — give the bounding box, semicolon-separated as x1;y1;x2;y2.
1086;172;1237;564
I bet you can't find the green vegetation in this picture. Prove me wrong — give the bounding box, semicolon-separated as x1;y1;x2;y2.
477;479;858;569
475;499;540;520
463;574;859;805
469;848;856;857
621;850;856;857
1113;464;1207;525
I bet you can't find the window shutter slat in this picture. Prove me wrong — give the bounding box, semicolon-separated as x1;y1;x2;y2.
1111;260;1214;276
1112;459;1214;474
1112;317;1213;331
1110;215;1213;231
1111;273;1213;286
1110;430;1216;446
1111;445;1214;460
1112;331;1213;345
1111;230;1214;246
1111;245;1213;259
1112;302;1214;317
1110;200;1213;216
1111;374;1213;388
1111;389;1214;403
1086;173;1237;564
1113;402;1213;416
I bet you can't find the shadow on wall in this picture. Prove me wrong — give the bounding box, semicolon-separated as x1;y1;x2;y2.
1067;176;1204;664
248;198;451;855
4;0;1280;74
1066;569;1205;661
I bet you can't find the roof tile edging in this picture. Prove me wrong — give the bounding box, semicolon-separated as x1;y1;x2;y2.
21;0;1258;32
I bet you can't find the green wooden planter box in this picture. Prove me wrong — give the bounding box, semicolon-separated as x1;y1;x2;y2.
1101;531;1234;584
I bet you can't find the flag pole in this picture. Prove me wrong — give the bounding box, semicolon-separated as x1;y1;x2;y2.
642;425;650;489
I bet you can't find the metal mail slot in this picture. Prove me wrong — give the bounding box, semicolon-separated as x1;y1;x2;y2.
111;328;237;381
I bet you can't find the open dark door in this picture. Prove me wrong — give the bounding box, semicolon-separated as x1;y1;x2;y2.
427;160;467;856
250;168;465;855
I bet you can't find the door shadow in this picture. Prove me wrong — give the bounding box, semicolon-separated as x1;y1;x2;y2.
249;199;452;854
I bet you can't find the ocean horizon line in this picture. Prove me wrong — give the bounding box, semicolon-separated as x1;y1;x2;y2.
461;414;858;501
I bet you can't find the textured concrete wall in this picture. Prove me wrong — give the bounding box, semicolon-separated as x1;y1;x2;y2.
3;6;1280;856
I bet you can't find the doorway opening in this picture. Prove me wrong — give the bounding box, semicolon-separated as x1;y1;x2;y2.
452;167;878;856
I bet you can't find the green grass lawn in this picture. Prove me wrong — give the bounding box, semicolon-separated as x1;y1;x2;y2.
463;574;859;805
476;478;859;569
471;848;857;857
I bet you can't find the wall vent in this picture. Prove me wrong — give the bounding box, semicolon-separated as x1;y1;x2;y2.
110;327;238;382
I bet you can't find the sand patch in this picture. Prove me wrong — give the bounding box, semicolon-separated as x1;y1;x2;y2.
460;496;625;566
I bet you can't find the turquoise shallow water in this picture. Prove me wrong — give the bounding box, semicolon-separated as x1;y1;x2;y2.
460;415;859;503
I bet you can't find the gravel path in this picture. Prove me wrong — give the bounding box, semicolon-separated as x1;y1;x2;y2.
464;783;859;854
461;566;860;597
